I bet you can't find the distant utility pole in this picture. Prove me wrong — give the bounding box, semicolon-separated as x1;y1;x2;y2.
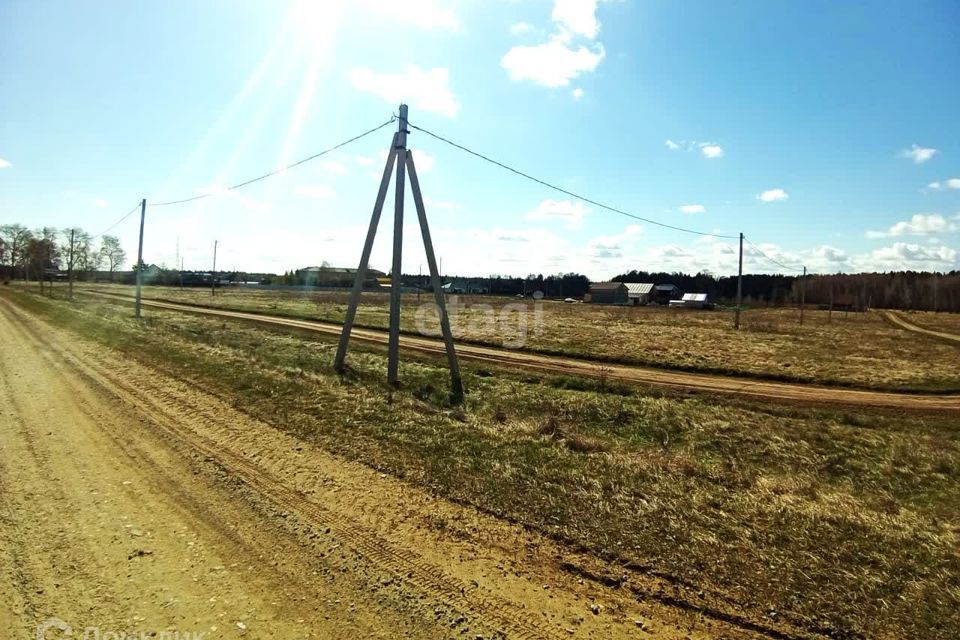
799;265;807;326
211;240;218;297
734;232;743;330
134;198;146;318
67;228;76;300
179;257;184;289
335;104;463;403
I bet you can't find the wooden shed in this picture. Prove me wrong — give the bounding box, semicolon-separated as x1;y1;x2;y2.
589;282;629;305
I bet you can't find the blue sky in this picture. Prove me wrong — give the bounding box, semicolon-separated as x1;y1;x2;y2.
2;0;959;277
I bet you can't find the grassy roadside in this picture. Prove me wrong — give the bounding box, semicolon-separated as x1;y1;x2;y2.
76;283;960;393
7;287;960;639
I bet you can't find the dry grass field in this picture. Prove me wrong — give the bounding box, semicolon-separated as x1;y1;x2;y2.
79;283;960;391
5;285;958;639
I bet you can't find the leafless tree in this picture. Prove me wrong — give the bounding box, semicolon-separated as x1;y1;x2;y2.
99;235;126;282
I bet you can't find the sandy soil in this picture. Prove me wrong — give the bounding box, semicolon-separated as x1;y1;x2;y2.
89;291;960;413
0;298;794;638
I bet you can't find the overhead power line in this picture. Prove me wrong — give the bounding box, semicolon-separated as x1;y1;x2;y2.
150;116;397;207
743;235;803;273
91;202;142;240
407;121;738;239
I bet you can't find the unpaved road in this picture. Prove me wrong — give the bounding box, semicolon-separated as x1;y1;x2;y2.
0;297;799;639
86;291;960;413
879;309;960;344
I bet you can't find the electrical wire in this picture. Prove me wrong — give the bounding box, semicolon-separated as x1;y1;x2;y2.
149;116;397;207
91;202;142;240
407;121;739;239
743;235;804;273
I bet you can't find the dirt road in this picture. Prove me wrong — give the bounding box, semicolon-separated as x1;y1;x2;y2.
86;291;960;413
879;309;960;344
0;297;796;639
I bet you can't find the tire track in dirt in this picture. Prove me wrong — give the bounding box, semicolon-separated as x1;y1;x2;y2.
878;309;960;345
0;300;583;640
84;290;960;413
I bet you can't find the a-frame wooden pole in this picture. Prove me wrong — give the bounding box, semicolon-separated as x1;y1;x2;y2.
406;150;464;403
134;198;146;318
334;134;399;372
387;105;408;386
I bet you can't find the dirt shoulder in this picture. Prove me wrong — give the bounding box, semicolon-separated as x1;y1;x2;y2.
0;297;771;638
90;291;960;413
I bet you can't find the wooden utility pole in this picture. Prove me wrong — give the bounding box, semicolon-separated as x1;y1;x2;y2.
335;104;463;402
211;240;218;296
387;104;408;386
134;198;146;318
735;232;743;329
799;265;806;326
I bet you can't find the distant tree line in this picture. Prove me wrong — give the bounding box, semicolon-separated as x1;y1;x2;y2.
612;269;960;312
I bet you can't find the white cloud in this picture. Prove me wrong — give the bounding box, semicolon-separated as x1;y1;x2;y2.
572;87;584;100
552;0;601;39
93;198;108;208
501;37;605;88
757;188;789;203
900;144;938;164
866;213;958;238
700;144;724;159
927;178;960;190
502;0;605;89
321;160;348;175
525;198;590;229
349;66;459;118
294;184;336;199
357;0;459;31
679;204;706;214
0;157;10;169
355;155;376;167
424;196;460;210
664;140;724;158
509;22;534;36
871;242;956;265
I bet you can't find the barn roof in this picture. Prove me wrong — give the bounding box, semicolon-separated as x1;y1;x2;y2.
590;281;627;291
655;284;680;291
625;283;654;295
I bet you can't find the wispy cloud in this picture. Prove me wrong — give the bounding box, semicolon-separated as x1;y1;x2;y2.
526;198;590;229
321;160;348;176
757;188;789;203
664;140;724;159
349;66;459;118
572;87;584;100
866;213;958;238
900;144;938;164
927;178;960;190
93;198;108;208
509;22;534;36
679;204;706;214
0;157;10;169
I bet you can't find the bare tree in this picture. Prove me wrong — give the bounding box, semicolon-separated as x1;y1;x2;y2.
99;235;126;282
62;227;92;299
25;228;59;294
0;224;32;281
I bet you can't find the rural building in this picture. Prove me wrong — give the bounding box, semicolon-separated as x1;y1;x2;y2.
669;293;711;309
441;278;490;294
589;281;629;305
653;284;682;305
295;265;385;288
624;283;654;305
